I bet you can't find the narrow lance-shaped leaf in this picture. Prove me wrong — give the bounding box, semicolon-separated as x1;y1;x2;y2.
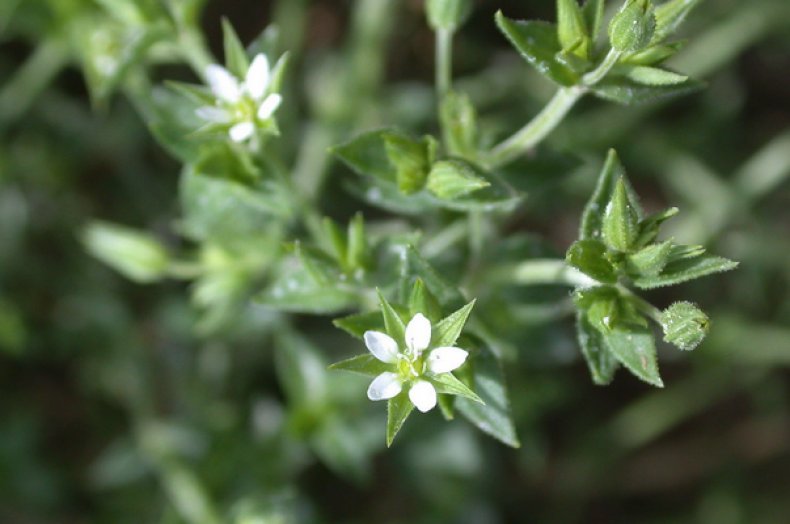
430;372;484;404
386;392;414;447
633;253;738;289
432;300;476;348
221;18;250;78
557;0;589;57
426;159;490;200
602;177;640;252
377;289;406;343
408;278;442;323
652;0;702;44
329;354;392;377
624;65;688;86
580;149;625;240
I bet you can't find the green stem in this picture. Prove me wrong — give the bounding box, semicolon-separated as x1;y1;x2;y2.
492;259;597;288
484;86;584;169
618;286;663;324
582;48;621;86
435;28;453;98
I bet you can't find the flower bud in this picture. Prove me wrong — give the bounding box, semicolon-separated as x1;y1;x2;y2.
608;0;656;53
660;301;709;351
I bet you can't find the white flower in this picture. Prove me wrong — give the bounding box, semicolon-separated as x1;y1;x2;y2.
196;53;283;143
363;313;468;413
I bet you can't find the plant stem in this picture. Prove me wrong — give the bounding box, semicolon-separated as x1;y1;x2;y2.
582;48;621;86
435;28;453;98
492;259;598;288
484;86;584;169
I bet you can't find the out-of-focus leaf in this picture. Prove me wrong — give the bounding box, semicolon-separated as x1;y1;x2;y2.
221;18;249;78
82;221;170;283
333;311;383;339
623;65;688;85
329;354;391;378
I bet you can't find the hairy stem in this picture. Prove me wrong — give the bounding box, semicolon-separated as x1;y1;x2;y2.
435;28;453;97
582;48;622;86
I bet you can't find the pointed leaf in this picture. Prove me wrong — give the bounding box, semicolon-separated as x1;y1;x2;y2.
222;18;249;78
626;239;673;277
329;354;392;377
557;0;590;57
576;310;619;385
591;76;703;105
566;239;618;283
333;311;383;339
408;278;442;323
433;300;476;348
633;254;738;289
456;348;520;447
377;290;406;344
581;149;625;240
346;213;368;270
403;245;465;307
426;159;490;200
330;129;398;181
624;65;688;86
430;372;483;403
635;207;679;247
604;325;663;387
495;12;579;86
652;0;702;44
386;393;414;446
383;133;431;194
440;90;478;159
602;177;640;252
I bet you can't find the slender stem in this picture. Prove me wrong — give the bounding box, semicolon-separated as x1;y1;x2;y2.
619;286;663;324
582;48;622;86
484;86;584;169
492;259;598;288
435;28;453;98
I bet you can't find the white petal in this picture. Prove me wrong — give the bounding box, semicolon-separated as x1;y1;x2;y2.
363;331;399;363
257;93;282;120
405;313;431;354
205;64;241;102
229;122;254;142
195;106;231;123
408;380;437;413
427;346;468;374
245;53;271;100
367;372;402;401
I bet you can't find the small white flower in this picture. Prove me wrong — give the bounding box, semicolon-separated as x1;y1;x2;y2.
196;53;283;143
363;313;469;413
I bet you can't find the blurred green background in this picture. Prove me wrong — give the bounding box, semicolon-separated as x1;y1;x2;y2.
1;0;789;522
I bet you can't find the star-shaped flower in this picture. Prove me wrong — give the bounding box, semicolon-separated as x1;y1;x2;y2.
196;53;283;143
364;313;469;412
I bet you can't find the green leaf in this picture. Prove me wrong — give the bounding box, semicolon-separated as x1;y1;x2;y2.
402;245;465;307
437;395;455;420
633;253;738;289
333;311;383;339
386;393;414;446
275;331;327;407
582;0;605;39
221;18;249;78
408;278;442;323
557;0;589;57
258;269;357;314
635;207;679;247
603;325;663;387
602;177;640;252
495;12;579;86
330;129;398;182
660;301;709;351
377;290;406;344
624;65;688;86
580;149;625;241
591;76;703;105
652;0;702;44
426;159;490;200
426;0;473;30
456;348;520;447
82;221;170;283
440;90;478;159
329;354;392;378
433;300;476;348
322;218;348;267
346;213;368;270
430;372;484;404
566;239;618;283
626;239;673;277
608;0;656;53
383;133;432;194
576;310;619;385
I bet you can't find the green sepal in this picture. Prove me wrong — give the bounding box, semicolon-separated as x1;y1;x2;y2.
635;206;678;247
333;311;383;339
495;12;579;86
440;90;478;159
377;289;406;343
603;325;663;387
455;348;520;448
329;354;392;377
566;239;618;283
426;0;473;30
622;41;684;66
221;18;250;78
408;278;442;323
432;300;476;348
580;149;625;241
652;0;702;44
623;65;688;86
626;239;673;277
660;301;709;351
557;0;590;58
430;372;484;404
633;253;738;289
608;0;656;53
576;309;619;385
386;392;414;447
426;159;490;200
602;177;640;252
